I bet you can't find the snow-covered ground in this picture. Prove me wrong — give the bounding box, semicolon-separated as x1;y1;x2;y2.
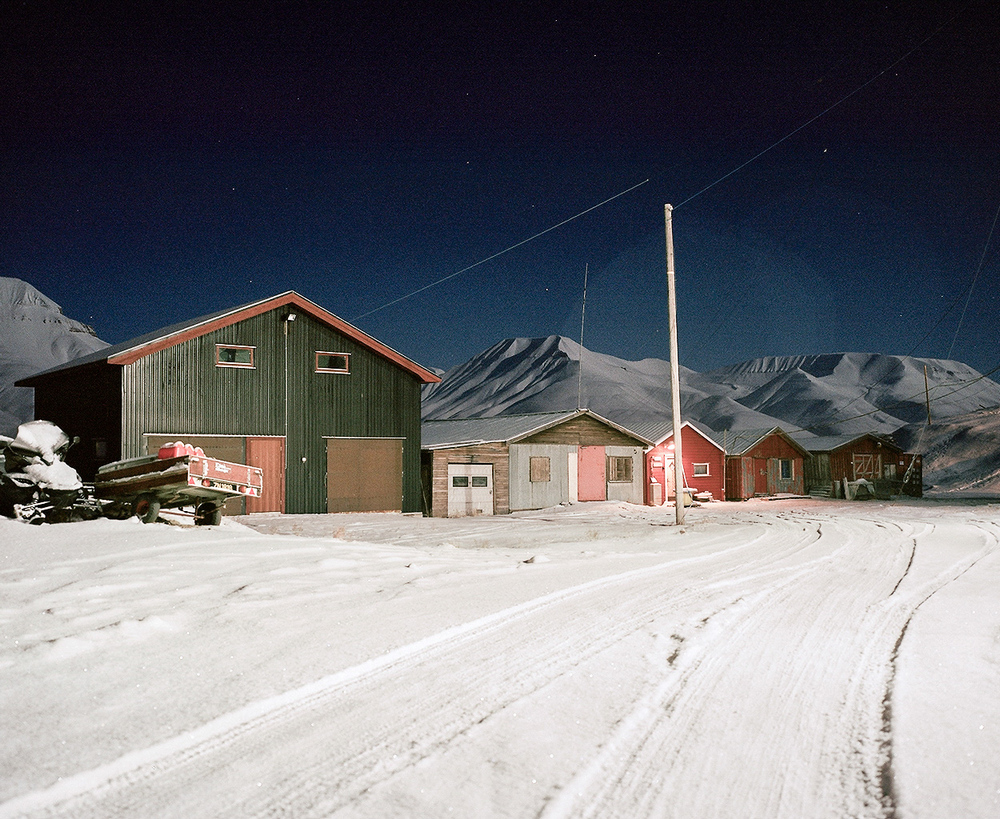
1;499;998;818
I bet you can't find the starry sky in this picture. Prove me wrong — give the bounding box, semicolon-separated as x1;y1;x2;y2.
2;1;998;375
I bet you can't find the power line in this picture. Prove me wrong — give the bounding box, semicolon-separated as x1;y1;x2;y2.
352;178;649;321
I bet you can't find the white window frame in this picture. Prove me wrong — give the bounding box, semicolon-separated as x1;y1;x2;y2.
692;462;710;477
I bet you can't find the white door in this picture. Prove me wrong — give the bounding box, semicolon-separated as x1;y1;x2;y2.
447;463;494;517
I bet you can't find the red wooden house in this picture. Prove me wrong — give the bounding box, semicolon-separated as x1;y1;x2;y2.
710;427;809;500
630;420;726;504
798;433;922;498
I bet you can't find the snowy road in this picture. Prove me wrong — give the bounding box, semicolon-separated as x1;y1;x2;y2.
1;501;998;818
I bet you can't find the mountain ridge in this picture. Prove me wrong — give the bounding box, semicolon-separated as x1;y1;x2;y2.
422;336;1000;441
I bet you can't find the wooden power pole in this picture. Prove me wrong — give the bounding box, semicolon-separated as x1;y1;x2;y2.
665;204;685;525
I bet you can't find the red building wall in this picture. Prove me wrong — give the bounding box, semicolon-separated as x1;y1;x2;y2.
726;434;805;499
645;425;725;504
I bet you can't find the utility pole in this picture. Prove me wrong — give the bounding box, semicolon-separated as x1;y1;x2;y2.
665;204;685;525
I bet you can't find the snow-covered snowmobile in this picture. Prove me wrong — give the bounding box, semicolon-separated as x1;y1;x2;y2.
0;420;101;524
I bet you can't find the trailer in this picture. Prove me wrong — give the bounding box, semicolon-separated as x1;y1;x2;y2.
94;443;264;524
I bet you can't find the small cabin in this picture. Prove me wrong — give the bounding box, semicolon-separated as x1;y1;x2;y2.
628;420;726;504
799;433;922;498
711;427;809;500
420;410;651;517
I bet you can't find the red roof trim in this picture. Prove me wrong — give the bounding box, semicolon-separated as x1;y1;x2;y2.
107;292;440;383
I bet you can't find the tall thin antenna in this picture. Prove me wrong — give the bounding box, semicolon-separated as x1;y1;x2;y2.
577;263;589;411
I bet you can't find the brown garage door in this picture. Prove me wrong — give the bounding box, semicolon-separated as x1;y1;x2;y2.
326;438;403;513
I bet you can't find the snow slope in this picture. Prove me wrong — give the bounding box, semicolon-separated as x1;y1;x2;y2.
894;407;1000;496
1;501;998;818
0;278;109;436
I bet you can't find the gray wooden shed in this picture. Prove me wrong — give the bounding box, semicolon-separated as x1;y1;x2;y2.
420;410;651;517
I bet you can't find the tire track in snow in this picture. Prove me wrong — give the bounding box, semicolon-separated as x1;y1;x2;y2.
0;519;822;819
539;512;923;819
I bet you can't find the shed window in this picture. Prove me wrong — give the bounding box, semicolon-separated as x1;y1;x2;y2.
216;345;255;368
471;476;489;487
607;456;633;483
452;476;469;487
692;463;710;477
779;459;793;480
529;456;551;483
316;352;350;374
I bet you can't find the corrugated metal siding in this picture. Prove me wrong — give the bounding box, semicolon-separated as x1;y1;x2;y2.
509;443;573;511
121;309;424;514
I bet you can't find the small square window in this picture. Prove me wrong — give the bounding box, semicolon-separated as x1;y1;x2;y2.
216;345;255;368
607;456;633;483
530;456;551;482
316;352;350;373
692;463;710;477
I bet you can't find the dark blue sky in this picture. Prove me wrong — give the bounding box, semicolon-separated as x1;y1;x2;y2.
2;1;997;375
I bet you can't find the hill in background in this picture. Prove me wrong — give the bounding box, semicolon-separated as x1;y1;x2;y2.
423;335;1000;436
0;278;109;436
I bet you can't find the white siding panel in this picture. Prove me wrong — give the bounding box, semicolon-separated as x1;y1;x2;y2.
509;443;573;511
605;445;645;504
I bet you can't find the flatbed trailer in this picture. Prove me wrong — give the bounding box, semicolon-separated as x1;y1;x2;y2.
95;450;264;524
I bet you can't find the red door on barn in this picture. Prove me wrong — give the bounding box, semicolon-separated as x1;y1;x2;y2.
246;437;285;513
754;457;768;496
578;446;607;501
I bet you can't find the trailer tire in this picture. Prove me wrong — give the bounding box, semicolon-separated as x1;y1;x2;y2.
196;502;223;526
133;495;161;524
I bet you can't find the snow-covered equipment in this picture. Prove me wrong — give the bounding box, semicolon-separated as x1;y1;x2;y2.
94;443;264;525
0;420;101;523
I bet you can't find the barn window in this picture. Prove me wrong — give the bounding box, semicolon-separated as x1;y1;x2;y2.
216;345;255;368
316;352;350;374
471;476;489;487
779;459;793;480
607;456;633;483
693;463;710;477
452;476;469;487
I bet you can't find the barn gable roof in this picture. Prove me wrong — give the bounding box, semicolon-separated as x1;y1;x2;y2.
708;427;811;458
421;409;652;449
17;291;440;385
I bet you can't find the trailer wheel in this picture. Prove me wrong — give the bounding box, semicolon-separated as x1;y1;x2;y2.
195;502;223;526
133;495;161;524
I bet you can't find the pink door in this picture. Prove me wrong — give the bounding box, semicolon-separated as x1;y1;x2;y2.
246;437;285;513
578;446;607;501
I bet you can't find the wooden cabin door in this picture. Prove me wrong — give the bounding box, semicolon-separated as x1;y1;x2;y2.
577;446;607;501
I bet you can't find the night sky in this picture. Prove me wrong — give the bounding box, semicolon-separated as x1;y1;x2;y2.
2;1;998;375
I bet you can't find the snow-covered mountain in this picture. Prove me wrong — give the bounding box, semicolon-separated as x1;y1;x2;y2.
422;337;1000;443
0;278;109;436
420;336;792;433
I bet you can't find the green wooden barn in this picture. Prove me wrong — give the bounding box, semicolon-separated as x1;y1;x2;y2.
17;292;440;515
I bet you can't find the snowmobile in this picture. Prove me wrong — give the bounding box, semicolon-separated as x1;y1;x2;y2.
0;420;102;524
